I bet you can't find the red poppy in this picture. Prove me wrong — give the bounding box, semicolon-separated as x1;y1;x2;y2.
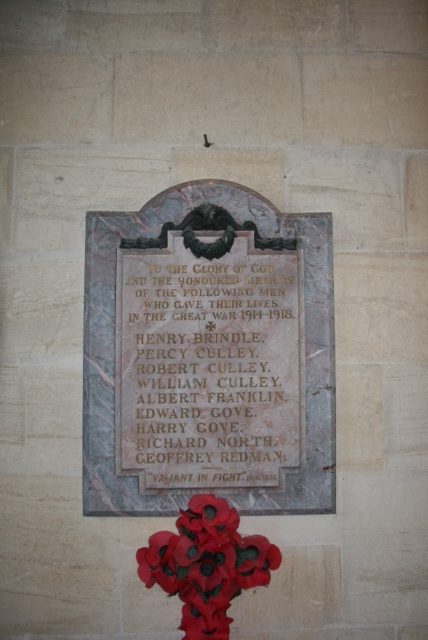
179;578;241;614
135;547;156;588
180;603;233;640
174;534;202;567
235;535;282;589
176;510;204;538
199;541;237;580
136;531;181;594
186;495;240;539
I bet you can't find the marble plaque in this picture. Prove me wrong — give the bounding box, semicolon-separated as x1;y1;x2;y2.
116;232;300;492
83;179;335;516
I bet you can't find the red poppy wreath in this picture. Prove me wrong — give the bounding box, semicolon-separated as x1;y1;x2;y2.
136;494;282;640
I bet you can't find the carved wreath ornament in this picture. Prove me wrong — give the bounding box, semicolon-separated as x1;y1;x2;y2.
121;201;296;259
136;494;282;640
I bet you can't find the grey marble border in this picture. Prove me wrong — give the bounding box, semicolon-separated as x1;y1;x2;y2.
83;180;335;516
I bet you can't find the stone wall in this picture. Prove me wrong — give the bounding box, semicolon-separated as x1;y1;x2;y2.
0;1;427;639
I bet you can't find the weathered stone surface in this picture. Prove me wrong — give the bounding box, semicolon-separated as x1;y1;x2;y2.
0;53;112;144
67;0;201;12
349;0;428;54
303;54;428;149
114;53;303;145
0;257;83;361
0;367;25;445
0;148;13;249
232;546;341;632
335;255;428;364
398;628;428;640
24;367;82;439
405;155;428;251
173;147;286;210
384;365;428;469
14;146;172;252
206;0;346;50
0;475;120;635
66;9;202;52
336;364;383;469
315;630;394;640
16;436;81;477
205;631;393;640
286;145;404;252
0;0;65;51
247;628;394;640
341;470;428;625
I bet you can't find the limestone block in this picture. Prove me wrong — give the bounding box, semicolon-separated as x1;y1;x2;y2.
0;53;112;144
0;367;25;445
24;367;81;439
0;148;13;249
232;545;341;632
27;436;82;477
114;53;303;145
66;10;202;52
398;628;428;640
0;0;65;51
303;54;428;149
173;147;286;210
286;146;404;252
341;470;428;625
121;546;182;633
405;155;428;251
384;365;428;469
349;0;428;55
238;514;339;547
67;0;201;12
314;630;394;640
335;255;428;364
0;475;121;634
0;442;26;477
13;146;172;252
336;364;383;469
0;257;83;361
0;436;80;478
258;629;394;640
206;0;346;51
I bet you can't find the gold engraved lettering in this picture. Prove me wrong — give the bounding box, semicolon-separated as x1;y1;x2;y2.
136;451;214;464
137;422;187;434
137;377;206;390
136;348;186;360
136;407;201;419
207;390;285;404
219;450;285;463
216;376;280;389
136;391;199;405
151;277;172;286
119;238;299;491
193;264;229;274
167;265;187;273
196;421;239;434
136;362;198;375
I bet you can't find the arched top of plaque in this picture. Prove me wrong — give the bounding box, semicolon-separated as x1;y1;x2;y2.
139;178;280;224
122;180;295;259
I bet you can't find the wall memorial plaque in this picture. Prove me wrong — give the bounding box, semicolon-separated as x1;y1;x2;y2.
83;180;335;515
